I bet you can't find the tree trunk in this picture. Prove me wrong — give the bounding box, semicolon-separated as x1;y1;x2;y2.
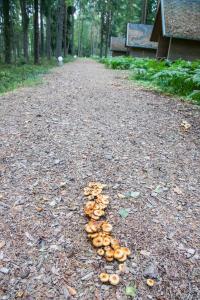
34;0;39;64
100;11;104;58
141;0;148;24
56;0;65;58
40;0;44;56
46;6;52;60
63;3;67;57
71;14;75;55
19;0;29;63
3;0;11;63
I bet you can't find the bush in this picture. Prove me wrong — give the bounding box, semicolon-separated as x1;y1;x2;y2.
101;56;200;104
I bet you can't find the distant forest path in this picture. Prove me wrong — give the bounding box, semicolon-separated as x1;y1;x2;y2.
0;59;200;299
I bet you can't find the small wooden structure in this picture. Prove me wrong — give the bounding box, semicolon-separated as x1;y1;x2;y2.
150;0;200;61
126;23;157;58
110;37;127;57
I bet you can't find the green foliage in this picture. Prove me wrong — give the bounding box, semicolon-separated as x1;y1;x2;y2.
0;56;74;94
101;56;200;104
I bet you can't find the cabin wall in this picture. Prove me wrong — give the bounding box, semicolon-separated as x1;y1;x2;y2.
112;50;127;57
168;38;200;61
156;34;170;58
128;47;156;58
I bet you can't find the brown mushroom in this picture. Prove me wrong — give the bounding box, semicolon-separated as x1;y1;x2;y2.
93;236;103;248
109;274;120;286
99;273;110;283
114;249;124;260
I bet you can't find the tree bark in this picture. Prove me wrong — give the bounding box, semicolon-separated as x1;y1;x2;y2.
141;0;148;24
40;0;44;56
63;3;67;57
100;11;104;58
46;5;52;60
19;0;29;62
34;0;39;64
56;0;65;58
3;0;11;63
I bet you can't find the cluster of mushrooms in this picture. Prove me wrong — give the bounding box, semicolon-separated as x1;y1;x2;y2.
84;182;131;286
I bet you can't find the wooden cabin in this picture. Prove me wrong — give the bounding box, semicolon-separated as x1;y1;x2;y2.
150;0;200;61
126;23;157;58
110;37;127;57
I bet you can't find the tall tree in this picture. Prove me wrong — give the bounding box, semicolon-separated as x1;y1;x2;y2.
2;0;11;63
19;0;29;62
40;0;44;56
56;0;65;58
34;0;39;64
141;0;148;24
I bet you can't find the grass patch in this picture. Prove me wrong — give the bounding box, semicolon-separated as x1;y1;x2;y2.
0;56;74;94
100;56;200;104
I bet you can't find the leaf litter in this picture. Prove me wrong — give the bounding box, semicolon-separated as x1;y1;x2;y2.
0;59;200;299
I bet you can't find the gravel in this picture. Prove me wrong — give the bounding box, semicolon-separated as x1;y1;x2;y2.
0;58;200;299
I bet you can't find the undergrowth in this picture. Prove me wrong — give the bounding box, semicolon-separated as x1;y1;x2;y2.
0;56;74;94
100;56;200;104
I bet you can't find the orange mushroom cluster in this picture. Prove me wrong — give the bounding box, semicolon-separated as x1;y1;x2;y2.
83;182;131;285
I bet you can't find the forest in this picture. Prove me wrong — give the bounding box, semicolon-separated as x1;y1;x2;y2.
0;0;157;63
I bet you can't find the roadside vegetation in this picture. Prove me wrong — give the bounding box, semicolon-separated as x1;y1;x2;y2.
0;57;74;94
100;57;200;103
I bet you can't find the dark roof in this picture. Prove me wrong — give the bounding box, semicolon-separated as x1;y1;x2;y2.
126;23;157;49
110;37;127;52
151;0;200;41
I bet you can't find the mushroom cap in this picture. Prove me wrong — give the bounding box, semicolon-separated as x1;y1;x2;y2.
91;215;100;220
102;237;111;247
147;279;155;287
109;274;120;286
117;254;127;262
106;256;114;262
89;233;99;239
93;210;105;217
105;249;114;258
99;273;110;283
121;247;131;256
114;249;124;260
97;248;105;256
85;224;93;233
102;223;113;233
93;236;103;248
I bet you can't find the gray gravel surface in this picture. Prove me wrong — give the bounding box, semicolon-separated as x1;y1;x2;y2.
0;59;200;300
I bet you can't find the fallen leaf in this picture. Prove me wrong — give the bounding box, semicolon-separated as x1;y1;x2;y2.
125;285;137;297
173;186;183;195
124;191;140;199
117;193;126;199
180;120;191;132
36;207;43;212
16;290;24;298
67;286;77;296
0;240;6;249
119;208;129;218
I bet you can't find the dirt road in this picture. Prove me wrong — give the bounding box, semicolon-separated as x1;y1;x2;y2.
0;59;200;299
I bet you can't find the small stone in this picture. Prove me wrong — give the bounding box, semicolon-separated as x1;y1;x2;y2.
186;248;196;258
105;154;113;160
0;240;6;249
54;159;60;165
143;263;158;279
0;267;9;274
20;268;30;279
81;272;94;281
140;250;151;257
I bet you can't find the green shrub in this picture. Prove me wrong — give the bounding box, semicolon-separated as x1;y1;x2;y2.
0;56;74;94
101;56;200;104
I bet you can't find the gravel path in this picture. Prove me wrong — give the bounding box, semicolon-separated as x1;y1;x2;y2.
0;59;200;300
